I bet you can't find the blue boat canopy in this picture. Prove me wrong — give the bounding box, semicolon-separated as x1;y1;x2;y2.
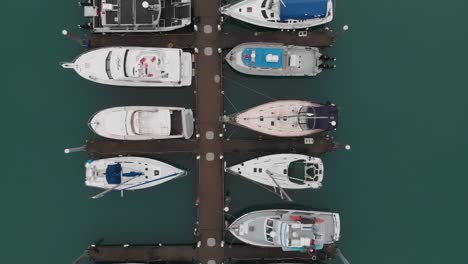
105;163;143;184
241;48;284;69
279;0;328;21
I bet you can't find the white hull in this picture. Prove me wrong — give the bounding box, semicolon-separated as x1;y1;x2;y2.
232;100;338;137
226;43;323;76
85;156;186;191
62;47;192;87
226;154;323;189
221;0;333;30
89;106;194;140
229;209;340;250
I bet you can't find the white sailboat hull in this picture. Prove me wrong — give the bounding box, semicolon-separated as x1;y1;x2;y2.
233;100;338;137
85;156;186;191
226;154;323;189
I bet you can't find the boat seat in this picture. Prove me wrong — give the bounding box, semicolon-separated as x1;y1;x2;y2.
300;237;312;246
266;54;279;63
102;3;119;11
289;54;300;67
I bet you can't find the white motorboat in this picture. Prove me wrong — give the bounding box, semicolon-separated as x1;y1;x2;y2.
224;100;339;137
226;154;324;189
226;42;335;76
220;0;334;30
85;156;187;198
62;47;192;87
229;209;340;252
89;106;194;140
79;0;191;33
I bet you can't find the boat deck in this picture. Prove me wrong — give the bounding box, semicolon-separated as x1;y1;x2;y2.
77;0;339;263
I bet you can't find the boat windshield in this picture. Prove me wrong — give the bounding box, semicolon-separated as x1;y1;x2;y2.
105;51;113;79
123;49;129;77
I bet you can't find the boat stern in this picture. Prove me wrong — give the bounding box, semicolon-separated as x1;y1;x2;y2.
180;51;193;86
181;109;194;139
332;213;341;241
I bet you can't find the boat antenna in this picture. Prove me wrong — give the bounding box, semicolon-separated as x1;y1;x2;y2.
279;0;287;7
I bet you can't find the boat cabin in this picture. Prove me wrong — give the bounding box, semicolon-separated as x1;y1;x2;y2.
241;48;285;69
129;109;183;137
264;215;326;251
105;48;182;83
82;0;191;32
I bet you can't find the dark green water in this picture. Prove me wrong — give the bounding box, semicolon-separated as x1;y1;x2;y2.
2;0;468;263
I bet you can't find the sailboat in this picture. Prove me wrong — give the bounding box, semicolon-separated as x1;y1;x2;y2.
223;100;339;137
85;156;187;199
62;47;192;87
226;154;324;189
220;0;334;30
88;106;194;140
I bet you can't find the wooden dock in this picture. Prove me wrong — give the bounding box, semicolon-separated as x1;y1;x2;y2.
85;136;339;158
87;244;333;263
74;0;345;263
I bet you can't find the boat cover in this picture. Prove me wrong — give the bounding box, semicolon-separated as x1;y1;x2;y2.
105;163;143;184
305;105;338;130
279;0;328;20
241;48;284;69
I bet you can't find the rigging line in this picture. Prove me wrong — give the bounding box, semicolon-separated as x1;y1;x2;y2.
223;92;239;112
223;75;277;101
225;125;240;140
227;170;291;201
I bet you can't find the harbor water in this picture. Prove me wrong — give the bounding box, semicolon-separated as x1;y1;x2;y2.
2;0;468;264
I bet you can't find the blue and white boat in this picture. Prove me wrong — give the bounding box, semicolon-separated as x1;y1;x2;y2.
220;0;333;30
85;156;187;199
228;209;340;252
226;43;335;76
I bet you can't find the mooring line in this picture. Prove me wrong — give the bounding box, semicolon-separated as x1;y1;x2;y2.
223;75;277;101
223;93;239;112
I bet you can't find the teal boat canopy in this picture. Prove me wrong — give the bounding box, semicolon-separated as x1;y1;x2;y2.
280;0;328;21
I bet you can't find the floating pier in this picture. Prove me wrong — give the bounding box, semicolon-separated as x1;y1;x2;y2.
71;0;348;263
84;136;340;158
